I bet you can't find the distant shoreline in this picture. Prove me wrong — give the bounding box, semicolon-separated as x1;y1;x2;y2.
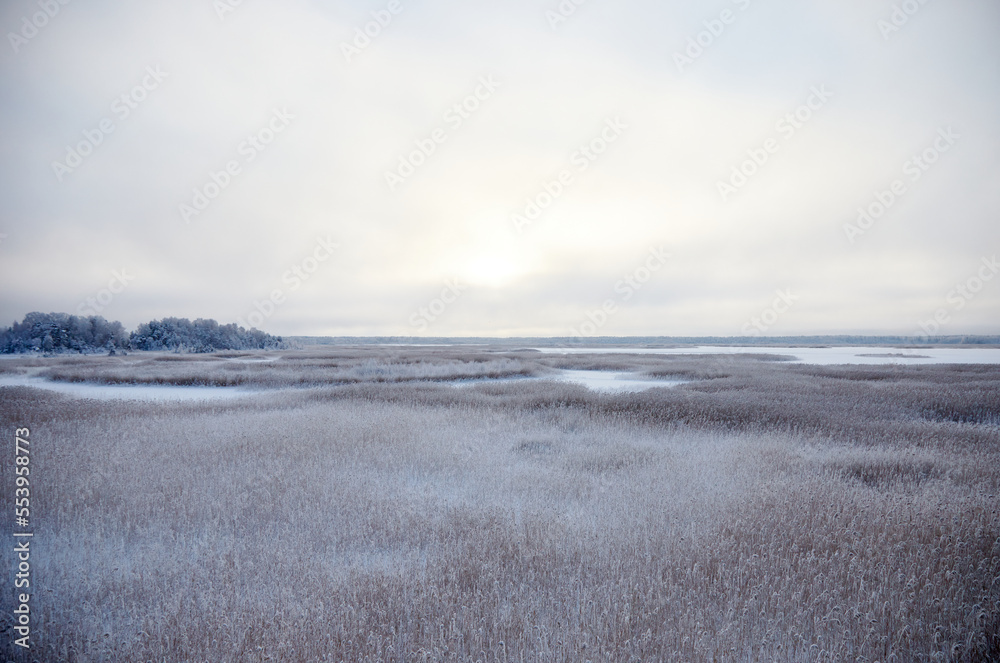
288;335;1000;348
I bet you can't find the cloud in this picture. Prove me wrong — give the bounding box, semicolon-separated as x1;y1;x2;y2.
0;0;997;336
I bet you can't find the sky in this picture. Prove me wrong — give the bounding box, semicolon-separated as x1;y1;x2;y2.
0;0;998;338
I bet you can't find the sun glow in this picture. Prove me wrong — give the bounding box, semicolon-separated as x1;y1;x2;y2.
461;252;524;288
452;212;530;288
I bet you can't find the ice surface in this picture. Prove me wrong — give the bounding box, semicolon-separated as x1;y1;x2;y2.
533;346;1000;365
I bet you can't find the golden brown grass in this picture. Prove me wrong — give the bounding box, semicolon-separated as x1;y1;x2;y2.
1;348;998;662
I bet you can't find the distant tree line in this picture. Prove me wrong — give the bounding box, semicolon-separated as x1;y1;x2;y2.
0;312;284;354
130;317;284;353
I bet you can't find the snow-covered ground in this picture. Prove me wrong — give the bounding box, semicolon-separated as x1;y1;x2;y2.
0;375;252;402
3;345;995;402
3;370;687;400
450;370;687;393
548;370;687;392
534;346;1000;365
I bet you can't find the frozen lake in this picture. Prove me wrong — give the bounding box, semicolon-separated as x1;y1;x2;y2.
0;375;252;402
451;370;687;393
533;346;1000;365
549;370;687;392
2;370;686;401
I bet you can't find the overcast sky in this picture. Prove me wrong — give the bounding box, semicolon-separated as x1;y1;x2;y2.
1;0;997;337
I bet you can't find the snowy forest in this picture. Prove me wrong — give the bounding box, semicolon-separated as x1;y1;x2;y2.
0;312;284;354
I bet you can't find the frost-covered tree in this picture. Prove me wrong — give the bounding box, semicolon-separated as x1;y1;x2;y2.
0;312;129;354
129;317;283;352
0;313;282;354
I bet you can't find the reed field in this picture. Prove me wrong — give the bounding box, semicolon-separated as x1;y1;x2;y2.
1;347;998;662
